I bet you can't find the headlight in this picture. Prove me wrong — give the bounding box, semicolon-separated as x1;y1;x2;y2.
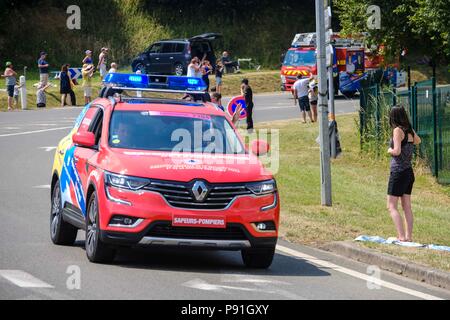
104;172;150;191
281;75;287;83
247;179;277;196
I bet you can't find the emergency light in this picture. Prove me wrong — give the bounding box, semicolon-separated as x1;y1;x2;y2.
103;73;207;92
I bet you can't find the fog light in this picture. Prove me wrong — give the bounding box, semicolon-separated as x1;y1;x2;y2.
109;215;143;228
123;218;133;225
256;223;267;231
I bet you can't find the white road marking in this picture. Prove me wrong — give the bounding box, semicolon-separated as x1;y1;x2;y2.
33;185;51;189
2;127;20;130
183;278;260;293
0;127;72;138
38;146;57;152
276;245;443;300
0;270;54;288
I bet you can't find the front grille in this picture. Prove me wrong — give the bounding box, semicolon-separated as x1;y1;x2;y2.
147;222;247;240
143;180;252;210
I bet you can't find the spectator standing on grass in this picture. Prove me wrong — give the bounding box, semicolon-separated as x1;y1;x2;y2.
36;82;51;108
38;52;49;85
187;57;202;78
83;50;93;65
215;59;224;93
82;64;95;104
97;47;109;80
308;80;318;123
1;61;17;111
293;75;314;123
14;81;22;107
201;60;212;92
60;64;72;107
387;106;421;243
240;78;254;132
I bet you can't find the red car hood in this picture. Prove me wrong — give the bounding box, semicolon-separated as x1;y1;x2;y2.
101;149;273;183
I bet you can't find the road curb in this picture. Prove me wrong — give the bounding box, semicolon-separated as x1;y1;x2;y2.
321;241;450;290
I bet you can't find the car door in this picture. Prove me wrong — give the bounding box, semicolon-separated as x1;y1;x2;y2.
72;106;102;216
159;42;176;74
147;43;163;73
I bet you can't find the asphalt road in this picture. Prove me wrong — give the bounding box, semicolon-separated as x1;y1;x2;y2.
1;93;449;300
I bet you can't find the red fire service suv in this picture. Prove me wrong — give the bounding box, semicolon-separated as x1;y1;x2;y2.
50;74;279;268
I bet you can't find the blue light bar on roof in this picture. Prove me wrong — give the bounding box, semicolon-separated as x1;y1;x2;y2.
103;73;207;92
103;73;149;88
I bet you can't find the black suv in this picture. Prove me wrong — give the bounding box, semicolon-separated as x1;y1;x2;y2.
131;33;222;76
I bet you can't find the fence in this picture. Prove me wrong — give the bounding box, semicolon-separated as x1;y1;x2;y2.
360;78;450;184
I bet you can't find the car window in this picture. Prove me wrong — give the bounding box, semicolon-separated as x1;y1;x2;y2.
78;106;99;133
148;43;162;54
174;43;185;53
109;111;244;154
161;43;174;53
89;108;103;147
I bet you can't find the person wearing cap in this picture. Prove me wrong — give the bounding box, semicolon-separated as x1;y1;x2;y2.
38;52;49;85
82;63;95;104
97;47;109;80
2;61;17;110
308;79;319;123
83;50;93;65
293;74;314;123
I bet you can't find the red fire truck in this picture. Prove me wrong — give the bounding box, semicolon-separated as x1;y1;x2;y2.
280;33;371;96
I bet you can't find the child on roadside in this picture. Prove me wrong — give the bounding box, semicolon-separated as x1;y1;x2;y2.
36;82;51;108
82;64;95;104
215;59;224;93
14;81;22;107
108;62;118;74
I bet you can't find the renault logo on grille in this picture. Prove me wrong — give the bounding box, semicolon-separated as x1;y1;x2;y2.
192;181;208;202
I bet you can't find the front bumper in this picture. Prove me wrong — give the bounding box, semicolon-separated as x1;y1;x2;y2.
100;221;277;250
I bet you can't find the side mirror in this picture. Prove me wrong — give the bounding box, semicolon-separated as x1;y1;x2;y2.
251;140;270;156
73;131;96;148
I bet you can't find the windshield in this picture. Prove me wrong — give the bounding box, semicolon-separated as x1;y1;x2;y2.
109;111;244;154
283;50;316;67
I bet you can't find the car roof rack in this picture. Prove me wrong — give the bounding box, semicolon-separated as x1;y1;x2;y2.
100;73;208;99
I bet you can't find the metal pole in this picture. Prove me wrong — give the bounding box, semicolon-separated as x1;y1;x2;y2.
316;0;332;206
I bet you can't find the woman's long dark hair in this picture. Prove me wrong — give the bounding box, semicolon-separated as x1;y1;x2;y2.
389;105;414;136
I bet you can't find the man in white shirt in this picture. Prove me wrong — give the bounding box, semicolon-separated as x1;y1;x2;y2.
293;75;314;123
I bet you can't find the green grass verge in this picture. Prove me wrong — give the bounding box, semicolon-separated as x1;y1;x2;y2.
0;70;280;111
257;114;450;272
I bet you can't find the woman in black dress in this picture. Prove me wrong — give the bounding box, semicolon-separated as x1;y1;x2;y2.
60;64;71;107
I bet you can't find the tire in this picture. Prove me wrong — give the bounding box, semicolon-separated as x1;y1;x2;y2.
50;182;78;245
85;192;116;263
174;63;184;76
135;63;146;74
241;246;275;269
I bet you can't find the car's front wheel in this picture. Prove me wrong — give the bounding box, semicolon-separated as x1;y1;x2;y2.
50;182;78;245
85;192;116;263
134;63;146;74
241;246;276;269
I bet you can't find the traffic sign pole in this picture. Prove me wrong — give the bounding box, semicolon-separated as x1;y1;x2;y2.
316;0;332;206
